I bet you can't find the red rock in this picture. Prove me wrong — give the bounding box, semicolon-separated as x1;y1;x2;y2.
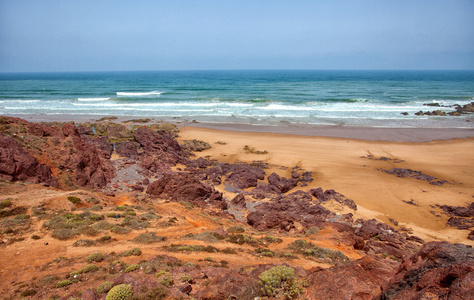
247;191;333;231
134;127;180;153
115;141;139;157
147;172;225;209
377;241;474;299
231;193;246;208
305;255;397;300
0;133;58;187
267;172;298;193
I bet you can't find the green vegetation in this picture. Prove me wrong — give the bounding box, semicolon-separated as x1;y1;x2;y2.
67;196;81;204
106;284;133;300
86;252;104;263
133;232;166;244
119;248;142;257
56;280;73;288
227;225;245;233
244;145;268;154
97;281;114;294
289;239;349;263
124;264;140;273
0;199;12;209
43;212;104;240
70;264;99;278
165;244;220;253
159;273;174;287
226;234;260;246
258;265;301;298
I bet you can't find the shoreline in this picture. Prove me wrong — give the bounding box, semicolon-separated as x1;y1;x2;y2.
4;113;474;142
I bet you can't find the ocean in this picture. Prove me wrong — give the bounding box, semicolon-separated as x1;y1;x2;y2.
0;70;473;128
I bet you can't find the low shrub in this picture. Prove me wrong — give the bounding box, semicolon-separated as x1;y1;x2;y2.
0;199;12;209
227;226;245;233
289;239;349;263
86;252;104;263
97;281;114;294
67;196;81;204
73;239;96;247
133;232;166;244
106;284;133;300
259;265;300;298
51;228;76;240
119;248;142;257
124;264;140;273
226;234;260;246
56;280;73;288
83;264;99;273
121;216;149;229
160;273;174;287
110;226;131;234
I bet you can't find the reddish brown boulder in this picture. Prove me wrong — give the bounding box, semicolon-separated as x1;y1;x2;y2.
231;193;246;208
134;127;180;153
311;188;358;210
147;172;226;209
225;168;260;189
377;241;474;300
223;163;266;190
0;133;58;187
267;172;298;193
247;191;334;231
305;255;398;300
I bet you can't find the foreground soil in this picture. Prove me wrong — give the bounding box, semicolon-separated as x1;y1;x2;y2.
0;116;473;300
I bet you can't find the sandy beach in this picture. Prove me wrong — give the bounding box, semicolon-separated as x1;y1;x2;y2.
177;125;474;245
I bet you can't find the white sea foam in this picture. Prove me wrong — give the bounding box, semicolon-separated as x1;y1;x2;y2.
77;97;111;101
3;99;41;103
116;91;163;97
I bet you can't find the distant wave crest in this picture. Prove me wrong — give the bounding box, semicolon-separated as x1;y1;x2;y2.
116;91;163;97
78;97;111;101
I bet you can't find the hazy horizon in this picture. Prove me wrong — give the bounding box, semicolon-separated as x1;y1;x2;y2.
1;0;473;73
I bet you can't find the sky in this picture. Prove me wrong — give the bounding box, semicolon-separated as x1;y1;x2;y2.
0;0;473;72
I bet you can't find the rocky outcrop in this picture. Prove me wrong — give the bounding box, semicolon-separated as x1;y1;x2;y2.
147;172;227;209
377;241;474;300
311;187;358;210
247;191;334;232
0;133;58;187
134;127;189;172
381;168;448;185
62;124;115;189
355;218;421;260
305;255;398;300
224;164;266;190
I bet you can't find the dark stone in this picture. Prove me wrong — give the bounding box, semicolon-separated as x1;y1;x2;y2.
178;284;192;295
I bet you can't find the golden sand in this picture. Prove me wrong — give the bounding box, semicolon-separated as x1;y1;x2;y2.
177;126;474;245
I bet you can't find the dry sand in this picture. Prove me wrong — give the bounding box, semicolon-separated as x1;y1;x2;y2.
177;126;474;246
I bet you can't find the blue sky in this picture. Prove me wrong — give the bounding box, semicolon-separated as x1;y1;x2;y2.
1;0;473;72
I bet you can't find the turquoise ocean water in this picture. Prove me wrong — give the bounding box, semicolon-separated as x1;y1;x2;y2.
0;70;473;128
